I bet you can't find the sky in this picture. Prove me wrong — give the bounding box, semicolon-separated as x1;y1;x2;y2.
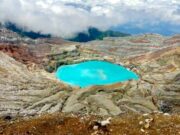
0;0;180;38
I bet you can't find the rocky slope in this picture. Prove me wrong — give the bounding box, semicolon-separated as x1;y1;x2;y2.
0;51;72;116
0;31;179;118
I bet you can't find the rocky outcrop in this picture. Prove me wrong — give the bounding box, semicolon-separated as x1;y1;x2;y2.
0;43;40;66
138;48;180;113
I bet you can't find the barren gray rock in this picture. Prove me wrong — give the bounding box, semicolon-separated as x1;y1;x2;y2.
0;34;180;117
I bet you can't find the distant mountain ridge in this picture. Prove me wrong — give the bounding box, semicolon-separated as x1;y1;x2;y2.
69;27;130;42
4;22;51;39
3;22;130;42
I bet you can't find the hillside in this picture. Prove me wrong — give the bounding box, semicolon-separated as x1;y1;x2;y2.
69;27;130;42
4;22;51;39
3;23;130;42
0;28;179;134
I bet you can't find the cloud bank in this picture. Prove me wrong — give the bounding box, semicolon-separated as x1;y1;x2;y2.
0;0;180;38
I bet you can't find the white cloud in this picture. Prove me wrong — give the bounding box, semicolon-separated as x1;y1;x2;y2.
0;0;179;38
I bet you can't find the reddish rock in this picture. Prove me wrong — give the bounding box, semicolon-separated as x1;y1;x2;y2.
128;46;180;63
130;39;150;43
164;35;180;45
0;43;40;66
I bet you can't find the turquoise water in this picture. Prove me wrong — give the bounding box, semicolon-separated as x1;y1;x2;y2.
56;60;139;88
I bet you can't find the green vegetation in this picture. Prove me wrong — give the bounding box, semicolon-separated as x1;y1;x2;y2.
69;27;130;42
5;22;51;39
4;23;129;41
45;59;75;73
